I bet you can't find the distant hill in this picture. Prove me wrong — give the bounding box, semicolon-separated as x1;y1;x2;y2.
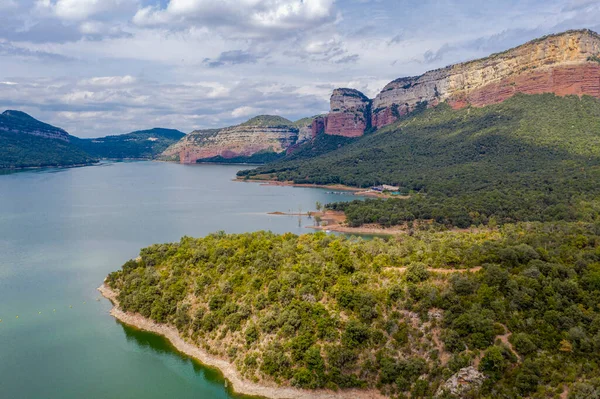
0;110;186;169
73;128;186;160
161;115;318;164
239;115;294;127
0;110;97;169
240;94;600;227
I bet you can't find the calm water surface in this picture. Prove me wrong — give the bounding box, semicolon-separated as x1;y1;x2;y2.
0;161;356;399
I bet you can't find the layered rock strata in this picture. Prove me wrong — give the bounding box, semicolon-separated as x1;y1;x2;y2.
162;116;301;163
332;29;600;134
324;89;372;137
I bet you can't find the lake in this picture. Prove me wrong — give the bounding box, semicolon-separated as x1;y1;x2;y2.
0;161;357;399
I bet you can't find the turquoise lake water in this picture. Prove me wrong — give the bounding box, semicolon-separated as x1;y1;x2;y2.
0;161;357;399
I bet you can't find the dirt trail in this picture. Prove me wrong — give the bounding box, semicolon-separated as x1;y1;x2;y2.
384;267;482;274
496;324;521;363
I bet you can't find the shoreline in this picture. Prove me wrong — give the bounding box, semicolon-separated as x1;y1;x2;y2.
236;178;408;199
238;178;363;192
98;284;386;399
0;161;99;171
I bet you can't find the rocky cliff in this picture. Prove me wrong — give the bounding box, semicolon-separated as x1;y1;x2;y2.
162;115;314;163
329;29;600;135
324;88;371;137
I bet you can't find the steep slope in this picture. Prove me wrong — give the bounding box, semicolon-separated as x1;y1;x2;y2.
326;29;600;137
73;128;185;159
161;115;318;164
0;110;97;169
240;94;600;226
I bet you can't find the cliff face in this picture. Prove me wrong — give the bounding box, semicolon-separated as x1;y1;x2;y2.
324;88;371;137
331;29;600;134
162;115;303;163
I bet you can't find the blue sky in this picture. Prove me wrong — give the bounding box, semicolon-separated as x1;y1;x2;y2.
0;0;599;137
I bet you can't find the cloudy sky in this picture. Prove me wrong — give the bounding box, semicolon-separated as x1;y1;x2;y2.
1;0;599;137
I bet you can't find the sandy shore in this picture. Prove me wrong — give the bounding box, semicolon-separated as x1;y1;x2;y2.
98;284;386;399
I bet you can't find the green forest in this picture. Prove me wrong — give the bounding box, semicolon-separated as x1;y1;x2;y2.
107;224;600;398
240;94;600;228
0;129;97;169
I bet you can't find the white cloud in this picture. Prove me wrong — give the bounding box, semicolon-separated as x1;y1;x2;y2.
36;0;136;21
133;0;336;39
231;106;261;118
79;75;137;86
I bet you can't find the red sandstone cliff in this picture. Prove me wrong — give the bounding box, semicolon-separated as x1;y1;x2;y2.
324;88;372;137
329;29;600;136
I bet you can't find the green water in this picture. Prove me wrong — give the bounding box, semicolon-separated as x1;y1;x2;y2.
0;161;356;399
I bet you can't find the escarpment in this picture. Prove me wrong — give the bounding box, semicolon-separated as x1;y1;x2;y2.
324;88;372;137
161;115;315;164
163;29;600;160
329;29;600;136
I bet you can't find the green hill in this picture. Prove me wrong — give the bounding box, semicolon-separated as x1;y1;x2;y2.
74;128;186;159
240;115;294;127
0;110;97;169
106;225;600;397
240;94;600;227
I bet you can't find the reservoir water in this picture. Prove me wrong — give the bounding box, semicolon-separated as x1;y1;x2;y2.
0;161;357;399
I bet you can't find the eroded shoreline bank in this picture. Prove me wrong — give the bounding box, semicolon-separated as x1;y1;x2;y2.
98;284;385;399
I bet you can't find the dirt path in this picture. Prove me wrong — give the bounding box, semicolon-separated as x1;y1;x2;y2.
496;324;521;363
98;284;386;399
384;266;483;274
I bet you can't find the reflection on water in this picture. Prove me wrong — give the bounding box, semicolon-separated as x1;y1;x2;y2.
118;320;262;399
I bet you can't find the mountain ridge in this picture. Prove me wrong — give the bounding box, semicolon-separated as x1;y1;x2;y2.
326;29;600;137
0;110;185;168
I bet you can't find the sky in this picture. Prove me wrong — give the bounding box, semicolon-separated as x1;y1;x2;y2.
0;0;599;137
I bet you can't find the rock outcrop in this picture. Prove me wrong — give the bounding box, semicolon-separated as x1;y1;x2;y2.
435;367;486;397
162;115;308;163
324;88;372;137
330;29;600;136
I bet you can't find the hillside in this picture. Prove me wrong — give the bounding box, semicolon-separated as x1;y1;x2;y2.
161;115;320;164
73;128;185;160
105;225;600;398
0;110;97;169
240;94;600;227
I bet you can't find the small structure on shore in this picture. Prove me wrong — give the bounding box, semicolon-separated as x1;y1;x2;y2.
371;184;400;192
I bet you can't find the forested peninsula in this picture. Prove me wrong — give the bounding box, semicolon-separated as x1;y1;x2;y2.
103;226;600;398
